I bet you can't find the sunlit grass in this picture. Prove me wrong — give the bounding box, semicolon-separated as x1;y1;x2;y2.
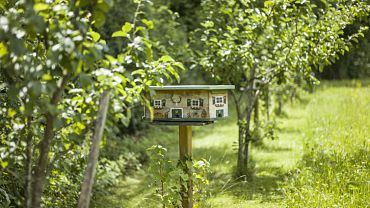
95;80;369;208
283;85;370;208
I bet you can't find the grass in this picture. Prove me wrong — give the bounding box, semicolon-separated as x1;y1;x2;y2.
94;80;369;208
283;84;370;207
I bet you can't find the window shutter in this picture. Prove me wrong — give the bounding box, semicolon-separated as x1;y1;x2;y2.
187;99;191;106
212;97;215;104
162;99;166;107
224;96;226;104
199;98;204;107
150;100;154;106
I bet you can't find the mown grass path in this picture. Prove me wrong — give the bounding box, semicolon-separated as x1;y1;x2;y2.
97;81;369;208
193;98;307;208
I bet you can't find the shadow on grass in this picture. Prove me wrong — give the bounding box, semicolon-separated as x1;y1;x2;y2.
193;144;287;204
255;143;292;152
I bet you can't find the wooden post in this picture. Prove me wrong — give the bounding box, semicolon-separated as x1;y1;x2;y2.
179;126;193;208
78;90;110;208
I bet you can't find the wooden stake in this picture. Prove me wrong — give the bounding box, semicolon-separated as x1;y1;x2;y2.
179;126;193;208
78;90;110;208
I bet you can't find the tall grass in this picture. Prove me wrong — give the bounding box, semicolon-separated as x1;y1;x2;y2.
283;86;370;207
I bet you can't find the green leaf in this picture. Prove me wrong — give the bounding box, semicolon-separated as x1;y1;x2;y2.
91;31;101;42
264;1;274;8
142;19;154;29
201;21;214;28
117;54;125;63
173;62;185;71
34;3;50;12
159;55;174;62
97;1;110;13
131;69;146;76
0;160;8;168
122;22;133;33
105;54;116;62
42;74;53;81
0;42;8;58
93;10;106;28
76;0;90;7
7;108;16;118
112;31;128;38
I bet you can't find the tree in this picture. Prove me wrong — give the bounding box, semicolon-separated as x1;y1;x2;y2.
196;0;370;176
0;0;183;207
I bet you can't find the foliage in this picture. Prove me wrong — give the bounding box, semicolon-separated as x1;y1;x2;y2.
147;145;211;207
192;159;211;205
96;0;193;136
0;188;12;208
283;86;370;207
195;0;370;175
0;0;183;207
317;0;370;79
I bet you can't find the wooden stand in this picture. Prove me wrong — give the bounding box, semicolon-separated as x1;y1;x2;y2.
179;126;193;208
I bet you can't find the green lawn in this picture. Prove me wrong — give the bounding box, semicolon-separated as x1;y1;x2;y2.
94;80;369;208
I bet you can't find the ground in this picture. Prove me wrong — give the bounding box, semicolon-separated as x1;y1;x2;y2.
94;80;369;208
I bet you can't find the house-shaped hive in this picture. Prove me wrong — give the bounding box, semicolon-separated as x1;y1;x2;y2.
144;85;235;124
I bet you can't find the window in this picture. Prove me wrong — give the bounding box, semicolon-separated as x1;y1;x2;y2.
191;99;200;108
171;108;183;119
188;98;203;107
215;96;224;106
216;109;224;118
154;100;162;108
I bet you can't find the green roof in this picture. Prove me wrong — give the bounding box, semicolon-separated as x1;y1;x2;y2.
149;85;235;90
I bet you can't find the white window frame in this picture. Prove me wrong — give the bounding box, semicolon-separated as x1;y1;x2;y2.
154;100;162;108
191;99;200;108
170;108;183;119
215;96;224;106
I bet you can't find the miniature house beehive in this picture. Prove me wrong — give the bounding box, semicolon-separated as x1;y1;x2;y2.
144;85;235;124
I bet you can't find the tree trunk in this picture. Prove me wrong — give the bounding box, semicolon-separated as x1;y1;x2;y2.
24;117;33;208
243;111;252;172
78;90;111;208
31;75;69;208
277;99;282;115
230;90;245;176
31;113;55;208
237;125;244;176
265;87;270;121
254;95;259;125
243;79;256;174
243;137;250;174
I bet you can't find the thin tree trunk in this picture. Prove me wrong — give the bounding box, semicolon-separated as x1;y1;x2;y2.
230;90;245;176
243;77;256;172
243;138;250;174
278;99;282;115
237;125;244;175
31;113;55;208
78;90;111;208
31;75;69;208
24;117;33;208
254;95;259;125
243;111;252;171
265;87;270;121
